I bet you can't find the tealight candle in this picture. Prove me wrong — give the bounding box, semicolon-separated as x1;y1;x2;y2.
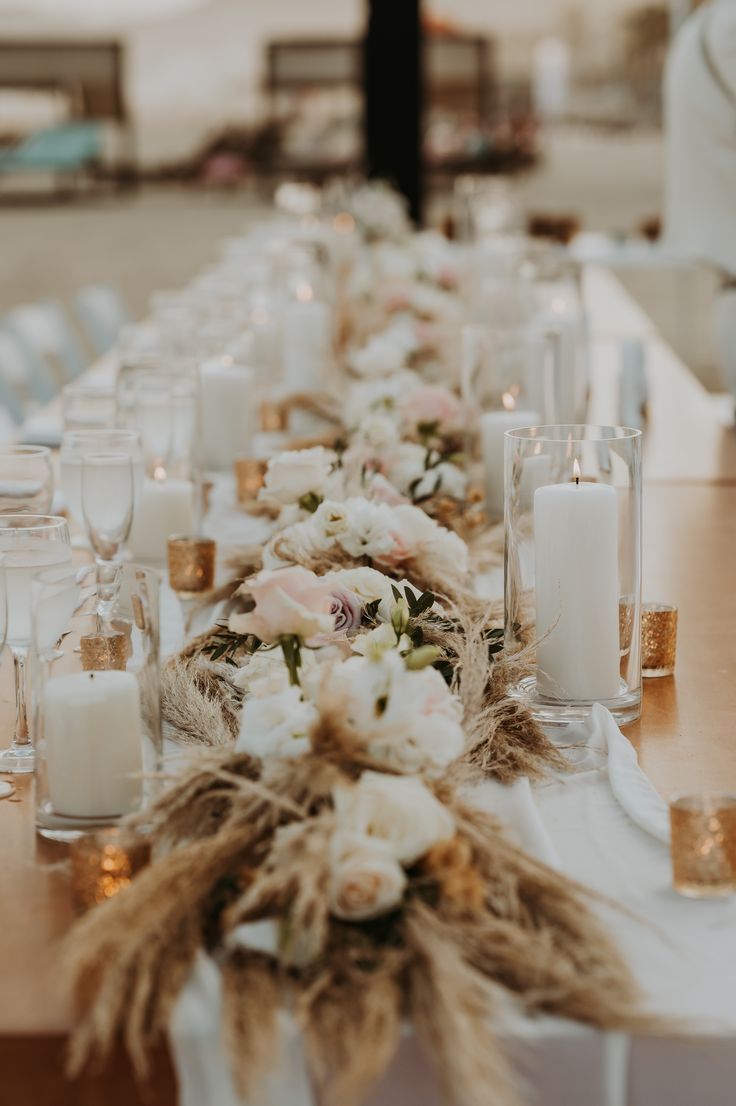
200;356;256;471
534;460;620;701
481;393;539;518
282;283;331;393
43;671;143;820
70;827;151;909
128;470;195;563
234;457;268;504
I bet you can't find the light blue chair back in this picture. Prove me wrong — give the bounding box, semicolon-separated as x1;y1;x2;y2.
0;324;55;413
5;299;87;385
76;283;129;356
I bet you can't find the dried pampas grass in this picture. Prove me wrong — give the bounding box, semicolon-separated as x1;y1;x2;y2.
65;746;658;1106
161;656;243;747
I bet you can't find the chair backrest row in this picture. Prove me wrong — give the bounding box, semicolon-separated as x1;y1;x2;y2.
0;284;129;429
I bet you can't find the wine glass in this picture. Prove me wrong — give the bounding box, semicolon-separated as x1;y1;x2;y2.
0;515;71;772
81;453;134;629
62;381;117;431
60;428;143;534
0;446;54;514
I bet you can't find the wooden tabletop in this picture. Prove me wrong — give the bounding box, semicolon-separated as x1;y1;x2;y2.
2;266;736;1104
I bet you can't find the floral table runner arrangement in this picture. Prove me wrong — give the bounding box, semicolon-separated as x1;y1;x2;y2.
64;183;658;1106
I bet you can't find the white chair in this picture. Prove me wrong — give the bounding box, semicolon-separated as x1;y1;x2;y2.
5;300;87;387
76;283;129;356
0;326;53;418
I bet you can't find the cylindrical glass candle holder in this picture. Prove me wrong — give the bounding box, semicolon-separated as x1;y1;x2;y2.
35;564;162;840
669;795;736;899
504;425;642;726
642;603;678;677
460;324;557;523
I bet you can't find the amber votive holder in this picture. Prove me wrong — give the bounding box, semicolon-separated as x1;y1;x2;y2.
669;795;736;899
259;399;287;432
70;827;151;910
234;457;268;505
80;630;129;671
642;603;678;677
167;535;216;597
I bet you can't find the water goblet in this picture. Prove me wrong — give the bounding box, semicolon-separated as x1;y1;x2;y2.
60;428;143;535
31;563;82;674
0;445;54;514
81;453;134;629
0;515;71;772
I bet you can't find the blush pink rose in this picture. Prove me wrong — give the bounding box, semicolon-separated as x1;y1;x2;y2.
229;566;335;644
397;384;463;435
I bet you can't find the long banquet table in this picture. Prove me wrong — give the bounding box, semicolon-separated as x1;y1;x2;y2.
2;265;736;1106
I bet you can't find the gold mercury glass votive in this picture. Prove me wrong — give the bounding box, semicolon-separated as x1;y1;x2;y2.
80;630;129;671
70;827;151;910
234;457;268;505
259;399;287;432
669;795;736;898
642;603;678;677
167;535;216;597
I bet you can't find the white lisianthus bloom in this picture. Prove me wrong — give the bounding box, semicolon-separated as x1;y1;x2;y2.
377;503;469;580
410;461;468;502
343;370;422;427
372;242;417;282
355;412;400;450
232;650;292;698
335;498;397;559
316;650;465;774
333;771;456;865
307;500;351;549
350;332;411;378
261;446;336;506
235;685;317;759
384;442;429;495
351;622;411;661
328;832;407;921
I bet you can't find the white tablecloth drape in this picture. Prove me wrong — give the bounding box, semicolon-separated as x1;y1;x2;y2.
168;703;736;1106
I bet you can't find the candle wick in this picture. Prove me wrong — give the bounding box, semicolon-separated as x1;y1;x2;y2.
575;475;579;486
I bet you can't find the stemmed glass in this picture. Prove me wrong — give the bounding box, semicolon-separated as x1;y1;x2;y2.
0;446;54;514
62;381;117;431
81;453;134;629
0;515;71;772
60;429;143;536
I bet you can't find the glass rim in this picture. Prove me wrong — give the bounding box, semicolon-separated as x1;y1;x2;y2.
0;513;69;532
0;444;51;456
504;424;643;444
81;451;134;465
62;427;140;442
62;381;116;395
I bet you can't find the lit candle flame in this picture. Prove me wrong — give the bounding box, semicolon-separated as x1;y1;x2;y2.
296;282;313;304
502;391;515;412
153;463;167;482
573;458;581;485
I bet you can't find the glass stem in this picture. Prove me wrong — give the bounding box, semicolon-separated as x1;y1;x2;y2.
95;557;120;630
11;647;30;747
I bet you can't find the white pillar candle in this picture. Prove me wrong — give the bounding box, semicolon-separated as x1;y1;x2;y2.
519;450;552;510
533;287;587;423
128;474;194;563
44;671;143;818
282;285;331;393
200;357;256;472
534;469;620;701
481;401;539;518
618;338;648;429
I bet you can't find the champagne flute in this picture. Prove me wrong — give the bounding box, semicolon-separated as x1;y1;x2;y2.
31;563;82;674
81;453;134;629
0;445;54;514
0;515;71;772
60;428;143;536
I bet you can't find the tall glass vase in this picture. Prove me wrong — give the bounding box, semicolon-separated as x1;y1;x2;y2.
504;425;642;726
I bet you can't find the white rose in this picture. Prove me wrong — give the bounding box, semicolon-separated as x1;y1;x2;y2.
261;446;336;506
235;685;317;759
333;772;455;865
328;832;407;921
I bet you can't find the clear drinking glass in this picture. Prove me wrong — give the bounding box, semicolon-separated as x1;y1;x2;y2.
31;563;81;672
62;381;117;431
0;445;54;514
0;515;71;772
60;428;143;532
81;453;134;628
504;425;642;726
